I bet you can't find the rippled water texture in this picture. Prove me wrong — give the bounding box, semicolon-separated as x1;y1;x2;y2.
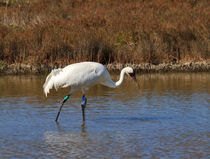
0;73;209;158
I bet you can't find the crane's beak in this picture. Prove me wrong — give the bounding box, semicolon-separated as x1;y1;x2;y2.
132;75;140;89
128;72;140;89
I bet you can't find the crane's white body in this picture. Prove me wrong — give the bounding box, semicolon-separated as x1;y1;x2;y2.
43;62;134;97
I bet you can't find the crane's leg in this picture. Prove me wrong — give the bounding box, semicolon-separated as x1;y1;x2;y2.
55;94;70;122
81;95;87;123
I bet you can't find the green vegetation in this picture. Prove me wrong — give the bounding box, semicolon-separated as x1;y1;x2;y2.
0;0;209;67
0;60;7;72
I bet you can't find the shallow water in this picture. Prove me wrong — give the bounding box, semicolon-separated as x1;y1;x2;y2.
0;73;209;158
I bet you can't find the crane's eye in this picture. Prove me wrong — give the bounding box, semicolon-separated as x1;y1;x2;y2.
128;72;135;78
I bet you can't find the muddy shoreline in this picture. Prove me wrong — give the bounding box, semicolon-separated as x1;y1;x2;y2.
0;62;210;75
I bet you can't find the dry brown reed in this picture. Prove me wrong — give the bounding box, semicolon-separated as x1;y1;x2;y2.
0;0;209;67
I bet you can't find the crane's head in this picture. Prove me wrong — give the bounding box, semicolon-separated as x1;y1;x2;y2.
124;67;140;89
124;67;135;78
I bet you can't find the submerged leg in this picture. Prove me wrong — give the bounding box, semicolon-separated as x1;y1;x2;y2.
55;94;70;122
81;95;87;123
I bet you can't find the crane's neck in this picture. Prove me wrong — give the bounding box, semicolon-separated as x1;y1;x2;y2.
115;68;126;87
101;67;132;88
102;67;131;88
105;67;128;88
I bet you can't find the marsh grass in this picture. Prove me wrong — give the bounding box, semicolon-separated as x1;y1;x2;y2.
0;0;209;66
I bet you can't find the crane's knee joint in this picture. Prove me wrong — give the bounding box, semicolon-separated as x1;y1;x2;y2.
63;95;70;103
81;96;87;108
64;95;69;100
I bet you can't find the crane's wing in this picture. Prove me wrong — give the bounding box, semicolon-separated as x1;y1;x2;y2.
43;68;64;97
43;62;107;97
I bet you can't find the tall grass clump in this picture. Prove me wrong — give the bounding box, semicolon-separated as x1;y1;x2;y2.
0;0;209;67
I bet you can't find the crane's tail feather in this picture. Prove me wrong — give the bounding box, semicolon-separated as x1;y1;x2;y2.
43;68;62;97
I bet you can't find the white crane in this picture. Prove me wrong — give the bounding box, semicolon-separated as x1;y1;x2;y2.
43;62;139;123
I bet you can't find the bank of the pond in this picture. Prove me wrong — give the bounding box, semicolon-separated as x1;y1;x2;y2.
107;61;210;73
0;61;210;75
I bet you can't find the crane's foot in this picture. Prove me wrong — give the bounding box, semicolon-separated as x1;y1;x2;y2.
81;96;87;123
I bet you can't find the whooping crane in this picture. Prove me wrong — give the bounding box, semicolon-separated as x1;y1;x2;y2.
43;62;139;123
